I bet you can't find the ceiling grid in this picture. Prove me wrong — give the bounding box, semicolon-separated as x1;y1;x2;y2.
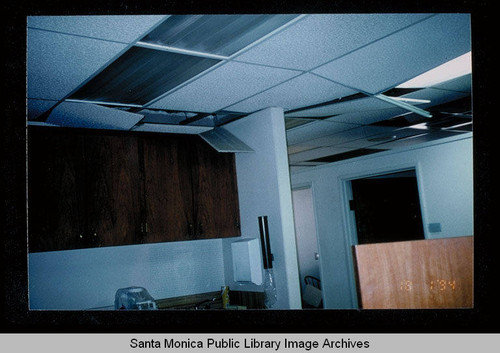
26;13;472;165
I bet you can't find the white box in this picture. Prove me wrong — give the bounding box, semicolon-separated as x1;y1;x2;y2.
231;238;263;285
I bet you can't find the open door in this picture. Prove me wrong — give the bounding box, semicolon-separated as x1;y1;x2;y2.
292;187;322;308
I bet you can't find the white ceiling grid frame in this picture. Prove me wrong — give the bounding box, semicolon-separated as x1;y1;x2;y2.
311;13;472;95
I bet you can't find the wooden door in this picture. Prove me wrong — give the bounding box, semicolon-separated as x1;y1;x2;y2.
142;134;195;242
191;137;241;239
353;236;473;309
84;134;144;247
28;128;88;252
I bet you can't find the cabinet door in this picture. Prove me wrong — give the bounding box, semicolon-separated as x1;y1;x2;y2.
28;129;88;252
142;134;195;242
191;137;241;239
84;134;144;247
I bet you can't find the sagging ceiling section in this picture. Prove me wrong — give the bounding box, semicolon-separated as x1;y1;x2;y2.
27;14;472;165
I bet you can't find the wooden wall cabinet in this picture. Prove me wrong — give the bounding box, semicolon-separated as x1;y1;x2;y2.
28;127;241;253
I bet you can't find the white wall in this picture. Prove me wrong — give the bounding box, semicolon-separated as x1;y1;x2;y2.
291;133;473;309
222;107;302;309
28;238;225;310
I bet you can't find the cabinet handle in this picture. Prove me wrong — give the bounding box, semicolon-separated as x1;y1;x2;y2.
188;223;194;236
198;223;204;236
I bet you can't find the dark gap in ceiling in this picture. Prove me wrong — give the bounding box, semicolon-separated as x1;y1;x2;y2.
382;87;422;97
370;95;472;129
69;46;221;105
370;115;426;127
214;112;246;127
140;15;299;57
285;118;313;130
179;113;213;125
285;92;368;116
307;148;386;163
425;115;472;130
427;95;472;115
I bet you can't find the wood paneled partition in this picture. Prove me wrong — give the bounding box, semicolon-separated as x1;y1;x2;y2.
353;236;473;309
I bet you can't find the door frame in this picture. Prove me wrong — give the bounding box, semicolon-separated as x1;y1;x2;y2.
339;162;428;308
291;182;323;307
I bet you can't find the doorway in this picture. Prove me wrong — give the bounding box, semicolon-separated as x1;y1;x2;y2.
349;169;425;245
292;186;322;308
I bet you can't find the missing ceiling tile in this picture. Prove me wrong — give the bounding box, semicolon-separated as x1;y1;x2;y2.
69;46;221;105
140;15;299;57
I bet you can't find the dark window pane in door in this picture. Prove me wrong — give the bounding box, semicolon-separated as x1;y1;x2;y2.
351;171;425;244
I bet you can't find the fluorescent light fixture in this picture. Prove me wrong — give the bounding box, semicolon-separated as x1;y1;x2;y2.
397;51;472;88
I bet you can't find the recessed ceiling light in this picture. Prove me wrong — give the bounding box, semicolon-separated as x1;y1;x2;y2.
397;51;471;88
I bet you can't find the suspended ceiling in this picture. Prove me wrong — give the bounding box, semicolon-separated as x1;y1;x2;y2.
27;14;472;168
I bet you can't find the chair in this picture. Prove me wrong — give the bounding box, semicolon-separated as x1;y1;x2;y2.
303;276;322;308
304;275;321;289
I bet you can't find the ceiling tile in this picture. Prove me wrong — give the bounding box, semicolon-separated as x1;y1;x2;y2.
323;106;409;125
132;123;213;134
149;61;300;113
285;96;396;118
288;145;356;163
27;121;60;127
27;99;59;120
426;73;471;93
286;120;357;146
226;73;358;113
337;126;428;149
295;125;398;149
27;28;127;101
312;14;471;94
374;129;464;149
235;14;433;71
27;15;166;43
45;102;143;130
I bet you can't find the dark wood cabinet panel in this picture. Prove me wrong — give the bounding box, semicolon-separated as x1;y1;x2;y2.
191;137;241;239
28;128;241;253
84;134;144;247
28;130;87;252
142;135;194;242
